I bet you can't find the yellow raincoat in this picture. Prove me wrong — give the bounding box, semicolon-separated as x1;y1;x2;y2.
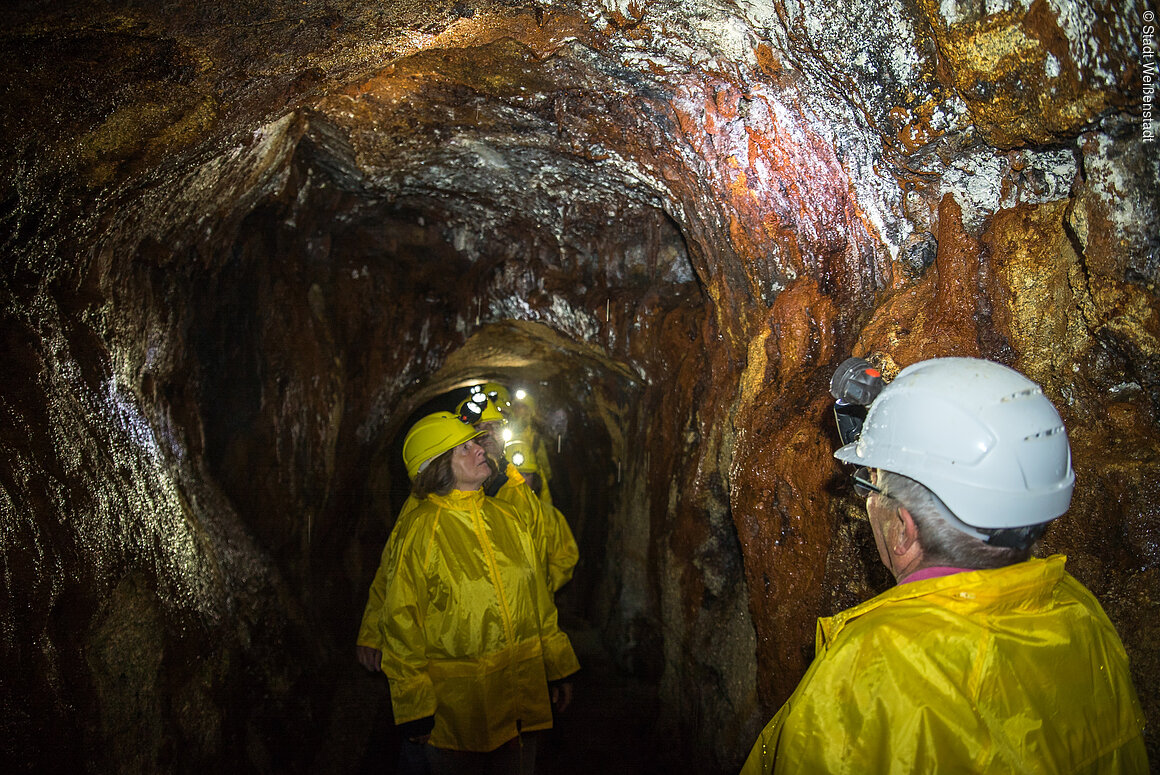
742;555;1147;774
370;487;579;752
494;463;579;593
357;464;574;651
508;423;557;508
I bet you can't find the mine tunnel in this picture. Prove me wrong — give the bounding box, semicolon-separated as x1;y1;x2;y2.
2;1;1158;773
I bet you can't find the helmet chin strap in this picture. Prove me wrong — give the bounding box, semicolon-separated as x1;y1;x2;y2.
916;486;1049;551
938;508;997;544
975;522;1049;550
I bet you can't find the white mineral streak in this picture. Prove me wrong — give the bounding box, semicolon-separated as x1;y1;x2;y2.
455;137;511;170
615;1;930;259
1046;0;1117;87
940;0;1032;25
124;112;301;251
939;147;1077;230
1083;132;1157;246
549;1;1124;260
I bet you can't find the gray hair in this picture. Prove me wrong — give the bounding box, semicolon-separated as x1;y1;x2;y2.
877;471;1042;569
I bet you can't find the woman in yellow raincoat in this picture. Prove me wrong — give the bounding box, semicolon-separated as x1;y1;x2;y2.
356;395;576;659
369;411;579;773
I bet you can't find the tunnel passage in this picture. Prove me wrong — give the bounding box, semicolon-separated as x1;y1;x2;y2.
325;320;688;774
3;1;1159;773
105;88;740;769
123;89;727;774
356;321;646;622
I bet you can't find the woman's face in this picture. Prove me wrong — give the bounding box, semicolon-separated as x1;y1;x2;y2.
451;439;491;491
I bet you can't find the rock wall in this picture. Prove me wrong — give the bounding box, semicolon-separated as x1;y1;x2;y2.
1;0;1156;772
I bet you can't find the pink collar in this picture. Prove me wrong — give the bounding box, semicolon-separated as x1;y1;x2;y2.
899;566;974;584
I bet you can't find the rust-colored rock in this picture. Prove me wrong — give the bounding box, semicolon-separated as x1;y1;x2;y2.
854;195;985;371
731;278;842;705
0;0;1154;772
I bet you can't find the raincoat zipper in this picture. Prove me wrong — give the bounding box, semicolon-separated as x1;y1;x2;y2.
469;495;524;739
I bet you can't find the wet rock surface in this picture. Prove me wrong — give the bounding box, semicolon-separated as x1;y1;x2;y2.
1;0;1156;772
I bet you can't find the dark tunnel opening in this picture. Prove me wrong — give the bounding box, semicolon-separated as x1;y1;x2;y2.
351;365;666;773
156;106;711;772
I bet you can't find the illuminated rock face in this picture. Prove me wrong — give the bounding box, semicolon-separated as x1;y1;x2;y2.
1;0;1155;771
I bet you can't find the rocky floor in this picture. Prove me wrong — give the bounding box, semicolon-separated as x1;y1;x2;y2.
537;622;664;775
355;617;666;775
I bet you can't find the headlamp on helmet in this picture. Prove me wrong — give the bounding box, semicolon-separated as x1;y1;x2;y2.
481;381;511;409
830;357;885;446
829;356;1074;541
505;439;538;472
457;395;504;426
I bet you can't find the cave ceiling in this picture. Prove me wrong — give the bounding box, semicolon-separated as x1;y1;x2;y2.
1;0;1158;772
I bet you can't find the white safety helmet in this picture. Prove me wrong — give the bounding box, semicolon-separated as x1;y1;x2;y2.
834;357;1073;530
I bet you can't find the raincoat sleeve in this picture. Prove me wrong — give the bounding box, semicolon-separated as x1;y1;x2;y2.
740;622;902;774
376;511;437;725
535;572;581;682
533;436;554;509
355;541;392;651
496;465;578;593
740;704;791;775
524;517;579;682
356;495;422;652
491;493;580;681
495;468;552;583
542;503;579;593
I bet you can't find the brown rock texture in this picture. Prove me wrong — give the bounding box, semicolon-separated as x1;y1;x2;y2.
0;0;1155;772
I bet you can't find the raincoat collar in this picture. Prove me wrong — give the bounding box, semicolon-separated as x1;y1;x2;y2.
427;488;486;510
818;554;1068;647
899;566;974;584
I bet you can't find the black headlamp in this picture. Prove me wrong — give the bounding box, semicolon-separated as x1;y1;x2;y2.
830;357;885;446
458;400;485;425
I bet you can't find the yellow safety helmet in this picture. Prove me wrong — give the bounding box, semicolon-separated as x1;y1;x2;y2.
402;412;485;480
480;381;511;408
511;388;537;414
457;396;505;425
505;439;538;471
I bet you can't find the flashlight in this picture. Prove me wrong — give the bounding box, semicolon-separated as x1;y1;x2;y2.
830;357;884;446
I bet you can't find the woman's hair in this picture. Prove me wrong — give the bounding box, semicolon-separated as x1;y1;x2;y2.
412;449;457;499
878;471;1039;569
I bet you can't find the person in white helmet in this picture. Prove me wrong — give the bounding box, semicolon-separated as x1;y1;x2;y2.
742;357;1148;774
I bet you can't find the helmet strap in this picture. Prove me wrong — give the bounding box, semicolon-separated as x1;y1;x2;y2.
977;522;1050;550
